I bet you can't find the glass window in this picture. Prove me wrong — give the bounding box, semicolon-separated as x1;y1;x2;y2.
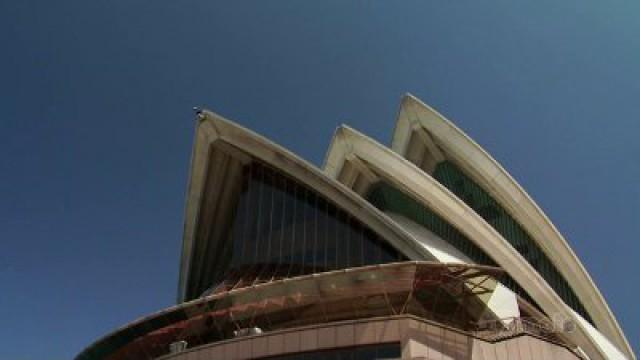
315;196;328;273
259;343;400;360
432;160;592;324
199;161;408;296
325;202;339;271
366;181;540;312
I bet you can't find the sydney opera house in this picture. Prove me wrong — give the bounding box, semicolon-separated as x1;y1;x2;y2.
76;95;634;360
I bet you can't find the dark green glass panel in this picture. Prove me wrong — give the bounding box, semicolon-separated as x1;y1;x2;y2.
366;182;539;311
433;161;592;324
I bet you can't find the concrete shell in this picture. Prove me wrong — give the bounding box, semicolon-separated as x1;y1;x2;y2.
323;123;629;360
178;110;434;302
390;94;633;360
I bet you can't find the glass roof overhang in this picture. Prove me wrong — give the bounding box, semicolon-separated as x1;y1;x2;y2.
76;261;567;360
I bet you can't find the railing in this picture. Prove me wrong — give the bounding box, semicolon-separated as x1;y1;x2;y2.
78;262;579;360
475;316;572;345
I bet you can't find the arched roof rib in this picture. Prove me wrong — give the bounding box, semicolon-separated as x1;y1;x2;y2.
391;94;633;360
323;125;618;360
178;109;434;302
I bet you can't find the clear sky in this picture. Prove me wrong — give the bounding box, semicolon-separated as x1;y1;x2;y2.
1;1;639;359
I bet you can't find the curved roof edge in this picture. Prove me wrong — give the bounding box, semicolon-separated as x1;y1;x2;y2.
178;109;435;302
323;125;625;360
391;94;633;360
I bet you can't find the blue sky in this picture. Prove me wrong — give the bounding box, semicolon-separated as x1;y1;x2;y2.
1;1;638;358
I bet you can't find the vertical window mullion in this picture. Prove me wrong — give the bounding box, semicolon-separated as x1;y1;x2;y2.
254;164;263;264
360;221;365;266
324;200;329;271
238;166;248;264
289;179;298;277
312;191;318;273
300;187;307;272
342;210;349;269
278;173;286;268
242;164;255;266
284;177;294;277
267;168;274;265
230;172;248;269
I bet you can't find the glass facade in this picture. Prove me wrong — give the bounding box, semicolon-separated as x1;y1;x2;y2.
432;161;592;324
366;181;540;311
200;161;406;296
260;343;401;360
78;262;513;360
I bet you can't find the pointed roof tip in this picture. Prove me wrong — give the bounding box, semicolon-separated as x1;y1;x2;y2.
398;93;444;119
333;123;358;136
192;107;233;124
400;92;427;107
401;92;418;101
335;124;364;139
192;106;207;121
399;93;433;114
337;123;354;131
402;92;416;100
330;125;349;145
